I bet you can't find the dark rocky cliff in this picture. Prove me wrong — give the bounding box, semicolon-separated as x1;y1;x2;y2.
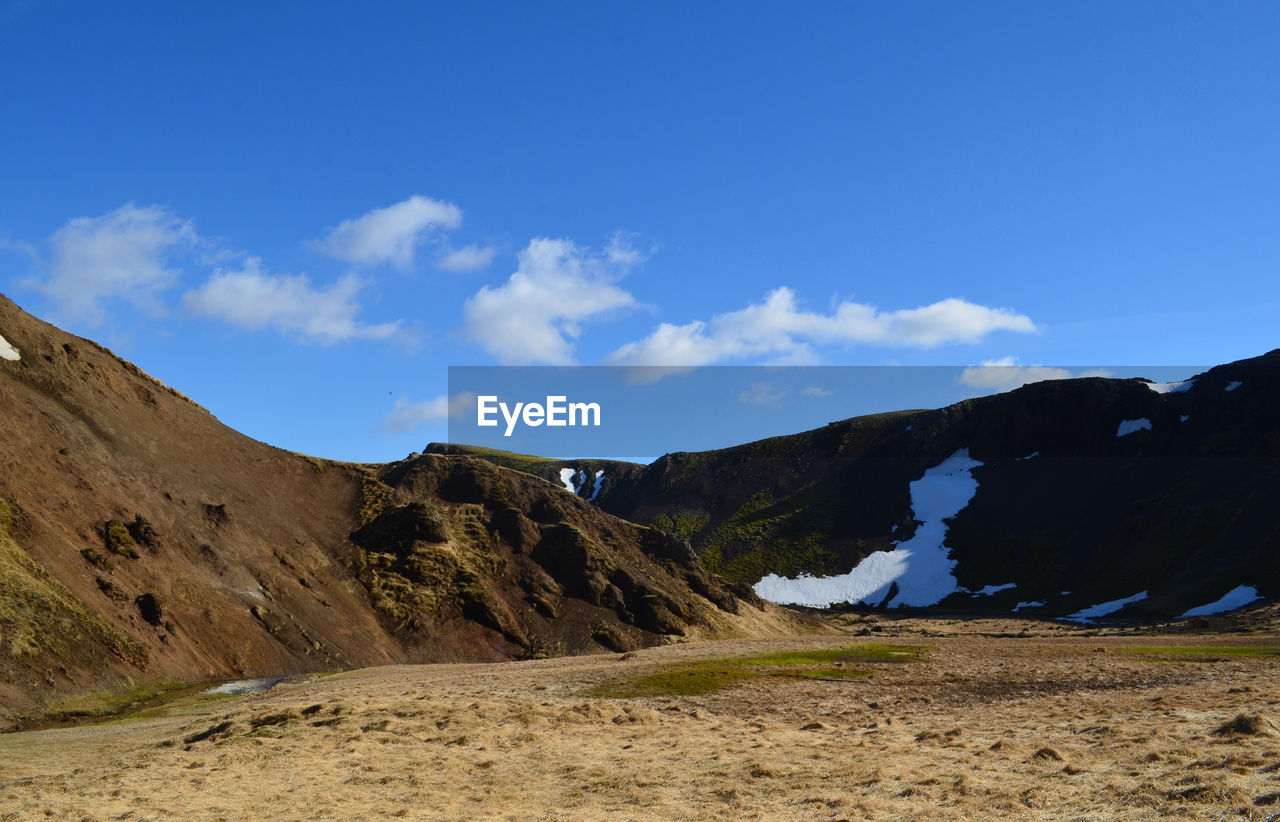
589;353;1280;620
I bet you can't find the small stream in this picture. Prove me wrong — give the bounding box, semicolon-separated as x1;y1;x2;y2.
11;677;286;733
201;677;283;696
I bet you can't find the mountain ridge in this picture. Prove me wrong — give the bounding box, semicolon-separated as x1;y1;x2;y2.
442;353;1279;623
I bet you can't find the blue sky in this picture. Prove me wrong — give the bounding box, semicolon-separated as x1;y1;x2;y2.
2;1;1278;461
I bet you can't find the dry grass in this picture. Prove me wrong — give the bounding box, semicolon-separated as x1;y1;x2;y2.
582;643;923;698
2;617;1280;820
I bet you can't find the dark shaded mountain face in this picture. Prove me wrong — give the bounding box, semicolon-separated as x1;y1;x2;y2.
586;354;1280;621
0;295;780;728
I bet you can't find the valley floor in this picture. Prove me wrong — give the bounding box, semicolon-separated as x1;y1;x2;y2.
2;615;1279;821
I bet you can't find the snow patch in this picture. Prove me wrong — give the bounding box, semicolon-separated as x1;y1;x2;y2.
1064;591;1148;623
0;332;18;362
1180;414;1190;423
1179;585;1262;618
1019;451;1039;461
1012;601;1044;612
1116;418;1152;437
971;583;1017;596
754;449;982;608
1226;380;1242;392
560;468;603;499
1144;379;1192;394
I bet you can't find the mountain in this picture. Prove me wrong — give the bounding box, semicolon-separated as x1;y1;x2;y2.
0;295;793;729
422;443;646;503
570;355;1278;621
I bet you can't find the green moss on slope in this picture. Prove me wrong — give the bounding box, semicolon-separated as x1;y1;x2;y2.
696;489;843;584
0;498;148;666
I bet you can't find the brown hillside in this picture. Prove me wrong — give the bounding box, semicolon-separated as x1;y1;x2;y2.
0;295;797;728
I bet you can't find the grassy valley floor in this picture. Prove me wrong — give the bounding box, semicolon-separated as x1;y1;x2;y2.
2;615;1280;821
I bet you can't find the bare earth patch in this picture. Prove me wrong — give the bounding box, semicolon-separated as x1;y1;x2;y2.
2;615;1279;821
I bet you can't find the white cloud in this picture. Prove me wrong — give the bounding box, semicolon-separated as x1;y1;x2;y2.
317;195;462;268
438;244;496;271
462;236;640;364
183;258;399;344
958;357;1112;392
29;203;195;322
17;201;418;345
608;287;1036;366
377;392;475;433
802;385;833;397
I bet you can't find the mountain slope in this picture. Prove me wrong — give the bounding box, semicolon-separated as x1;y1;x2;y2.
422;443;646;502
0;295;792;728
591;354;1280;620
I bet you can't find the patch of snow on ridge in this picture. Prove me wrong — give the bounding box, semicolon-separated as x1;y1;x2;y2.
971;583;1016;596
1012;601;1044;611
558;468;578;494
753;449;982;609
1116;418;1152;437
587;470;605;502
1064;591;1148;623
1180;415;1190;422
1226;381;1242;392
1180;585;1262;618
1144;379;1193;394
0;332;18;362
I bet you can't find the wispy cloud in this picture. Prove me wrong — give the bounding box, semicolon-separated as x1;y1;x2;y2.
27;203;196;323
738;381;789;407
609;287;1036;366
603;231;651;266
316;195;462;268
183;258;399;344
438;244;496;271
377;391;475;433
958;357;1111;392
462;234;641;364
0;234;39;265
